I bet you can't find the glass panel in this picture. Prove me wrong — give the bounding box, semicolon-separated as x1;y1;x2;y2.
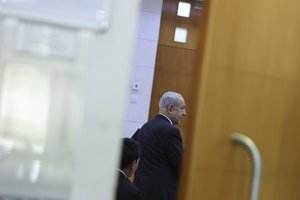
0;63;83;199
0;66;50;147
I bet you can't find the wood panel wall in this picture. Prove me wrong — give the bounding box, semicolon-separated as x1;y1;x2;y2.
179;0;300;199
148;0;201;141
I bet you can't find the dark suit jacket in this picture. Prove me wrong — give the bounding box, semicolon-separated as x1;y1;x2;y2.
133;114;183;200
116;171;140;200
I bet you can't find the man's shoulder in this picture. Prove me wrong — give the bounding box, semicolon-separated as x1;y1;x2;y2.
117;174;140;198
132;115;179;141
151;115;173;126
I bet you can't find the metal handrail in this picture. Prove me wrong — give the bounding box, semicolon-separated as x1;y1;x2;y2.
231;133;262;200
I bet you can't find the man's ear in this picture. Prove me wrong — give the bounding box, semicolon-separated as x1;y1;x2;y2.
133;159;139;166
130;160;136;170
167;104;173;114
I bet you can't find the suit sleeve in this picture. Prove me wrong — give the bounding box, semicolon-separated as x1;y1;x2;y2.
165;128;183;177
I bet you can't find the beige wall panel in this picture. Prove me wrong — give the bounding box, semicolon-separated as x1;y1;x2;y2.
209;0;300;82
159;19;199;50
275;175;300;200
277;83;300;175
155;45;197;75
179;125;188;142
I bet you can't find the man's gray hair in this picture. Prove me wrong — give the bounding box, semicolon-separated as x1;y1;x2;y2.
159;91;183;109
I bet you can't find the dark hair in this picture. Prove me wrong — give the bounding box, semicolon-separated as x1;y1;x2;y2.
120;138;140;169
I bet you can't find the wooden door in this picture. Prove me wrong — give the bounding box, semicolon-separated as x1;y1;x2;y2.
179;0;300;199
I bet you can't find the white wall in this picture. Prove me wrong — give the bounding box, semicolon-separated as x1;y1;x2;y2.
123;0;163;137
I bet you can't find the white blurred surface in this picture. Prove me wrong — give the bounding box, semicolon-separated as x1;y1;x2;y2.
0;0;141;199
0;0;112;30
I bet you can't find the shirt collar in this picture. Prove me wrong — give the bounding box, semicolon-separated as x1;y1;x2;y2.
117;169;127;178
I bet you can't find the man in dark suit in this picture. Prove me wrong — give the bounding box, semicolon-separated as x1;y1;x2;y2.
133;91;187;200
116;138;141;200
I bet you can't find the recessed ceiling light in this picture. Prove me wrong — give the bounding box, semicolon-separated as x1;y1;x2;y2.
177;1;191;18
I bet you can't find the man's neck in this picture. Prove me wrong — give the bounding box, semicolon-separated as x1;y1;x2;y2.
158;113;173;125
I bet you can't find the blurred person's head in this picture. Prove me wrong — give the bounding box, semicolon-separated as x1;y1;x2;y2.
159;91;187;125
120;138;140;177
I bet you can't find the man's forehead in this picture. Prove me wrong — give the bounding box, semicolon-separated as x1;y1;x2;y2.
179;98;185;106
